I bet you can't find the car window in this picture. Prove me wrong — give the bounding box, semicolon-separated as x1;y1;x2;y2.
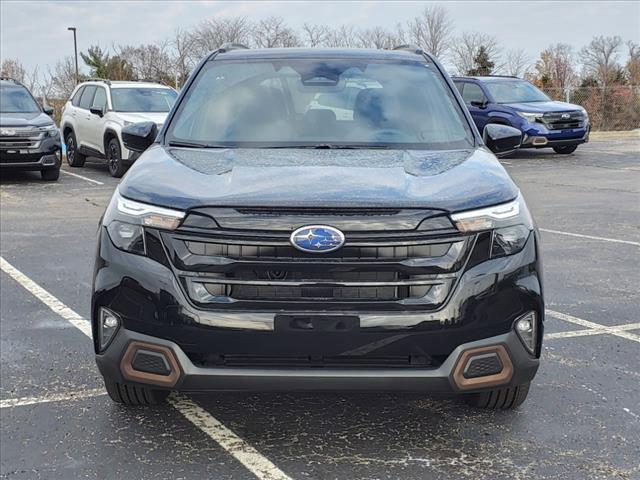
167;59;474;150
71;87;84;107
0;86;40;113
453;82;464;96
92;87;107;110
485;80;550;103
111;88;177;112
78;86;97;110
461;83;485;105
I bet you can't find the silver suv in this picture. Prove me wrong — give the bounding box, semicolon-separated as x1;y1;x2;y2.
60;80;177;177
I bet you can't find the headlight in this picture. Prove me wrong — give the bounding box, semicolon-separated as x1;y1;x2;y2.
40;125;59;137
516;112;544;123
123;120;133;127
104;190;185;255
579;107;589;122
451;193;534;257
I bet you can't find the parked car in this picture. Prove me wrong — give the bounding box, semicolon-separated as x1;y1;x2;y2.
0;77;61;180
452;76;589;154
92;45;542;410
60;80;177;177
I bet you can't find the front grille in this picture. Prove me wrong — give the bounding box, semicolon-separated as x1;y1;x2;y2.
540;111;584;130
0;128;43;150
0;152;43;164
187;352;442;369
160;210;472;311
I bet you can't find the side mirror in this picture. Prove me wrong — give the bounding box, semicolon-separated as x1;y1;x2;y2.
483;124;522;156
122;121;158;153
470;100;488;109
89;106;104;117
43;106;54;116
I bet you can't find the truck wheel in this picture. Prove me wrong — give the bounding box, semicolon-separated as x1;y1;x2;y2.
106;137;127;178
104;377;169;406
552;145;578;154
41;167;60;181
65;131;86;167
464;382;530;410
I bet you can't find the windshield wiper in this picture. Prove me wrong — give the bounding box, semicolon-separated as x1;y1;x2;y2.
265;144;390;150
167;140;229;149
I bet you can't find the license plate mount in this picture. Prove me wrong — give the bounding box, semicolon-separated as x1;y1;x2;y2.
275;315;360;333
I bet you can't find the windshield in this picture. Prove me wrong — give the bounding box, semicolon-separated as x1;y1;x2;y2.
485;80;550;104
166;58;474;149
0;86;40;113
111;88;177;112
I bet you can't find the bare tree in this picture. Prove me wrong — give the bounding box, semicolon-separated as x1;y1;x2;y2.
324;25;358;48
116;41;174;84
357;26;400;50
626;41;640;85
47;56;78;99
170;27;196;88
0;58;26;82
580;35;623;87
190;17;252;62
301;23;329;47
252;17;300;48
451;32;501;75
504;49;530;77
407;5;453;59
533;43;575;90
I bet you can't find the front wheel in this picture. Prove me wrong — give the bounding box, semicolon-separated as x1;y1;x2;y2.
464;382;531;410
65;131;86;167
107;137;127;178
41;167;60;181
553;145;578;154
104;377;169;406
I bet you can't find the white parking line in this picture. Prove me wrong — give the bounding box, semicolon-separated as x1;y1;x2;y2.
169;395;292;480
539;228;640;247
60;169;105;185
0;388;105;409
0;255;291;480
546;309;640;343
546;323;640;340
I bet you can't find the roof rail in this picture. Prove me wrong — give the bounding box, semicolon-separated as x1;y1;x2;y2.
85;78;112;85
392;44;424;55
218;43;250;53
0;76;22;85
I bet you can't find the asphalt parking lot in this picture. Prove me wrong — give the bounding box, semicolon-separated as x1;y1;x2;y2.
1;133;639;480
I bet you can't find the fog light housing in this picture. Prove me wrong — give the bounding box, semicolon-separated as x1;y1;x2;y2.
99;307;121;352
514;311;537;355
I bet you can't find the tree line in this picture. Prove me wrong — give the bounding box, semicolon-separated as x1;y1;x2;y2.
1;5;638;129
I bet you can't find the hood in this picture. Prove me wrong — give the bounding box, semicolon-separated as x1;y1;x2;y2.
0;112;54;128
119;146;518;213
118;112;169;125
503;101;582;113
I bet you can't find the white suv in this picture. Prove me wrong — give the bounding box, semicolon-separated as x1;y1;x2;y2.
61;80;178;177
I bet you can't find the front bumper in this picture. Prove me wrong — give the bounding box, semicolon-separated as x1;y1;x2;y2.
0;137;62;170
520;123;590;149
96;327;539;393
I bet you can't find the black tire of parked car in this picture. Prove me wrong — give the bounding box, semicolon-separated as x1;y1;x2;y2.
65;131;86;167
107;137;127;178
552;145;578;154
464;382;530;410
104;378;169;405
40;167;60;181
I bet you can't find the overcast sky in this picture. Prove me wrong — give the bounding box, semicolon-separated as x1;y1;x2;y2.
1;0;639;74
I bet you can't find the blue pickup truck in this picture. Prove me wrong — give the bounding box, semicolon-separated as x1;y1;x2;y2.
453;76;589;154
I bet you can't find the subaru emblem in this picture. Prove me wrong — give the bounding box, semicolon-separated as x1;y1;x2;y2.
290;225;345;253
0;128;17;136
561;113;571;119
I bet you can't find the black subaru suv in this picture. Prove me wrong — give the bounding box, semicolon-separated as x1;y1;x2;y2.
0;78;61;180
92;45;543;410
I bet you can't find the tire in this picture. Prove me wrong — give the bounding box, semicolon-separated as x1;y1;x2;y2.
104;377;170;406
464;382;530;410
106;137;127;178
41;167;60;181
65;131;86;167
553;145;578;154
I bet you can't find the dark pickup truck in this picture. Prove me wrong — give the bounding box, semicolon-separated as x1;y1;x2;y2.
92;45;543;411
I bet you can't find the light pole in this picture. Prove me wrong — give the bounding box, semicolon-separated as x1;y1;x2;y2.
67;27;78;83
